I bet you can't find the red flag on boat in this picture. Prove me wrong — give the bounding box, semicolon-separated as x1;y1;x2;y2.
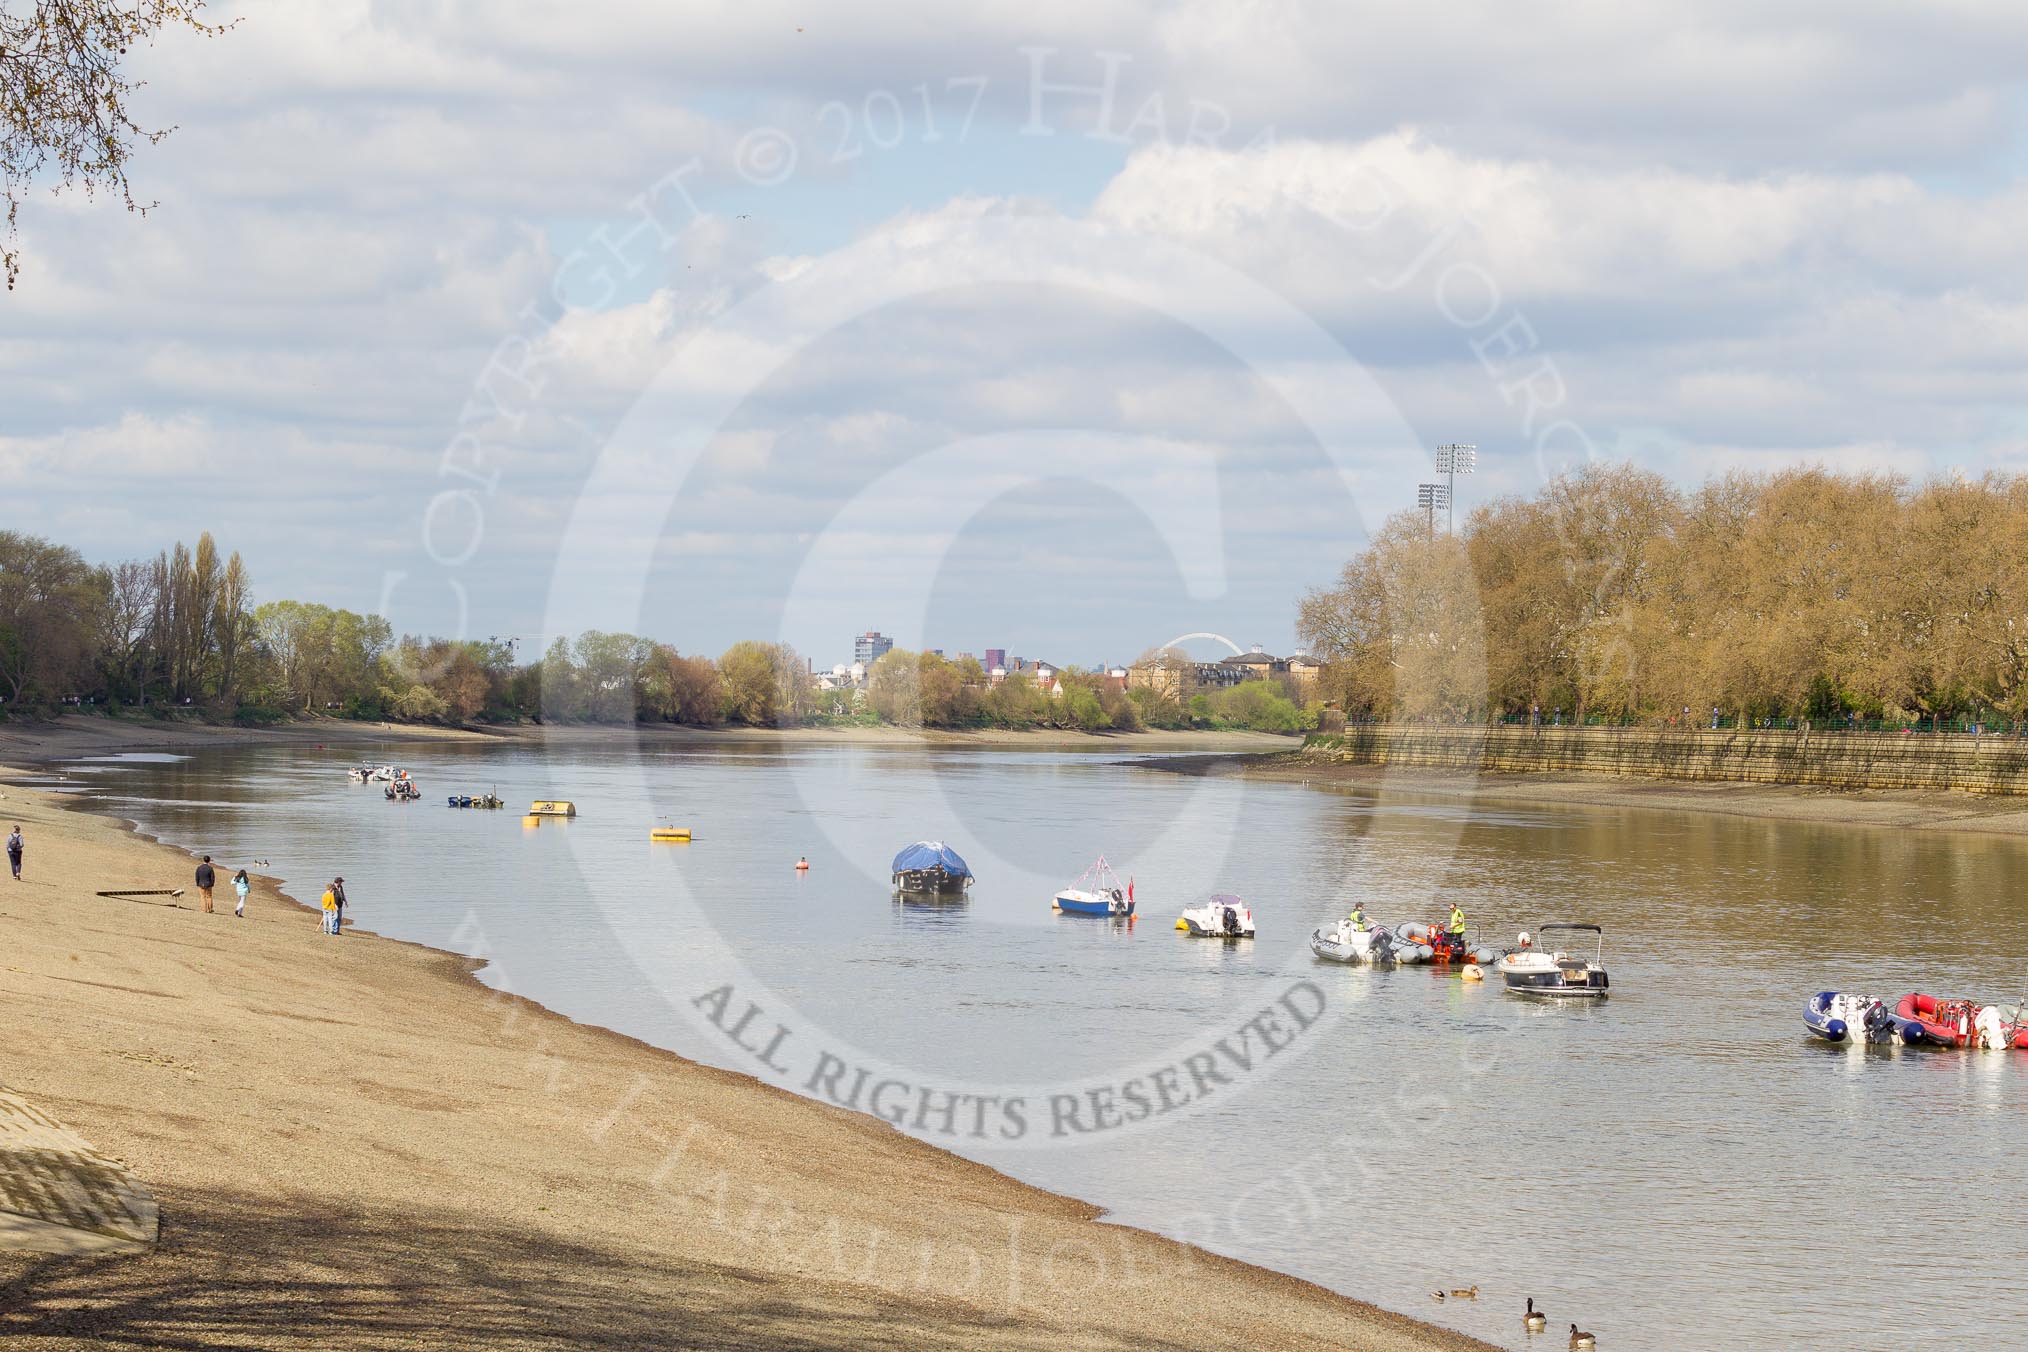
1127;877;1134;902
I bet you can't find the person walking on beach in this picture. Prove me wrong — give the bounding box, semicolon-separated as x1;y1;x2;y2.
232;868;250;918
331;876;347;935
320;882;339;936
5;826;20;880
195;856;216;914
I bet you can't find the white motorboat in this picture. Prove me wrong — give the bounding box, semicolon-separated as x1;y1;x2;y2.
1496;924;1610;998
369;764;400;781
347;767;370;783
1176;893;1254;938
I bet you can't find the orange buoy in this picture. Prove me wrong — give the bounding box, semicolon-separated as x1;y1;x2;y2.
796;857;810;871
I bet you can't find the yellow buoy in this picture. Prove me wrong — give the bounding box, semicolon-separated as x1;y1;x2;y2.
528;800;577;817
650;827;691;841
1174;918;1190;931
1462;963;1484;981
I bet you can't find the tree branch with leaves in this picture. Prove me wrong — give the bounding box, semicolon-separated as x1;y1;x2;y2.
0;0;231;289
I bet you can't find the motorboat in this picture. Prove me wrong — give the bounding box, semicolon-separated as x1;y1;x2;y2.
347;767;371;783
369;765;399;782
1177;893;1253;938
1895;993;2028;1049
385;778;421;802
893;840;974;895
1054;855;1132;917
1803;991;1930;1046
1496;924;1610;998
448;793;505;809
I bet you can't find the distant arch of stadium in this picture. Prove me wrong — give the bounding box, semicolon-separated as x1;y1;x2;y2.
1159;632;1243;656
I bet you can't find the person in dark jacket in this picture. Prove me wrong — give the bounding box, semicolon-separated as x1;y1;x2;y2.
195;856;216;914
331;876;347;935
5;826;20;880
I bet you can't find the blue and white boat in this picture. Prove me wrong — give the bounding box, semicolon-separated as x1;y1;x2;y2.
891;840;973;895
1803;990;1930;1046
1054;855;1134;917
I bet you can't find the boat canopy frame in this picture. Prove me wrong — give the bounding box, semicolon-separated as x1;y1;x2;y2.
1532;922;1605;962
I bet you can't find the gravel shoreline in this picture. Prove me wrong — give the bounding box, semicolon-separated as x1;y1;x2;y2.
1140;749;2028;838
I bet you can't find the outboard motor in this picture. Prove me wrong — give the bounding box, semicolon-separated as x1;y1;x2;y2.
1221;905;1240;936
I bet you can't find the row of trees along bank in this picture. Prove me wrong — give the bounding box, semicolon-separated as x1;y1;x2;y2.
1297;464;2028;726
0;532;1312;731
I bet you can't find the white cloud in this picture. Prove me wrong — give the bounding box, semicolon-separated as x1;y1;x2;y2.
8;2;2028;657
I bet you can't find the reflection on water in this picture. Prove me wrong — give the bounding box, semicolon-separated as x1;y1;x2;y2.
72;741;2028;1351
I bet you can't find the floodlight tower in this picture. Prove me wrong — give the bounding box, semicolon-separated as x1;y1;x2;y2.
1434;443;1477;535
1416;483;1448;539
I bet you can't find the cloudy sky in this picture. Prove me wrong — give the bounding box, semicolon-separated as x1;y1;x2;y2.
6;1;2028;667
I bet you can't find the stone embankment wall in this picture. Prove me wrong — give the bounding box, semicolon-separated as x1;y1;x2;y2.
1302;725;2028;795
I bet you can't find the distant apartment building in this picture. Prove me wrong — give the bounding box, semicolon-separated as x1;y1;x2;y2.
855;631;894;665
1129;645;1312;698
984;647;1006;672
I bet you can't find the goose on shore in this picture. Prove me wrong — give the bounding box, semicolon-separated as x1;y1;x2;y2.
1525;1298;1546;1331
1569;1325;1596;1350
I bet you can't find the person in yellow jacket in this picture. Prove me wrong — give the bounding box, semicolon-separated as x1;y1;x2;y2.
1347;904;1368;934
1447;902;1467;946
320;884;339;936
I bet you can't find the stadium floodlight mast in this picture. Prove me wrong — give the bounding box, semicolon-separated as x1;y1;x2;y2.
1434;443;1477;535
1416;482;1448;539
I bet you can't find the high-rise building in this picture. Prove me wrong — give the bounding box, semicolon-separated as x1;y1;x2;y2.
855;631;894;665
984;647;1006;672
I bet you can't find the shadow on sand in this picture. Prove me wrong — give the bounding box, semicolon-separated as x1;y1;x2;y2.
0;1186;1138;1350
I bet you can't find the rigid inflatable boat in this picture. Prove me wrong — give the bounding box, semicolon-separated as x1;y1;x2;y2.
1803;991;1930;1046
1896;993;2028;1049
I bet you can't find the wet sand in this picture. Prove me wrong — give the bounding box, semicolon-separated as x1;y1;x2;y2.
0;773;1486;1350
1148;750;2028;838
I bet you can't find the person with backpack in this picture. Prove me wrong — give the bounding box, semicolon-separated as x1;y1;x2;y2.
6;826;21;880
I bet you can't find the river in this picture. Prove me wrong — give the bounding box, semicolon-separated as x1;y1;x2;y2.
58;738;2028;1350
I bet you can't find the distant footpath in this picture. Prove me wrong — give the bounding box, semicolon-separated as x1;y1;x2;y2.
0;713;1297;762
1143;725;2028;838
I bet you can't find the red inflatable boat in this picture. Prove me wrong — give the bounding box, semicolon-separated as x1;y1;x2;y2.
1896;993;2028;1049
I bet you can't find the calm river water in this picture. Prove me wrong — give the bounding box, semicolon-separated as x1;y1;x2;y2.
59;739;2028;1350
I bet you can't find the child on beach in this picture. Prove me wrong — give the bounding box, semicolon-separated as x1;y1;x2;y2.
320;883;338;936
233;868;250;917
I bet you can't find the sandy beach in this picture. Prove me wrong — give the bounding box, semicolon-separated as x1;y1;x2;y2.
1149;750;2028;839
0;769;1486;1350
